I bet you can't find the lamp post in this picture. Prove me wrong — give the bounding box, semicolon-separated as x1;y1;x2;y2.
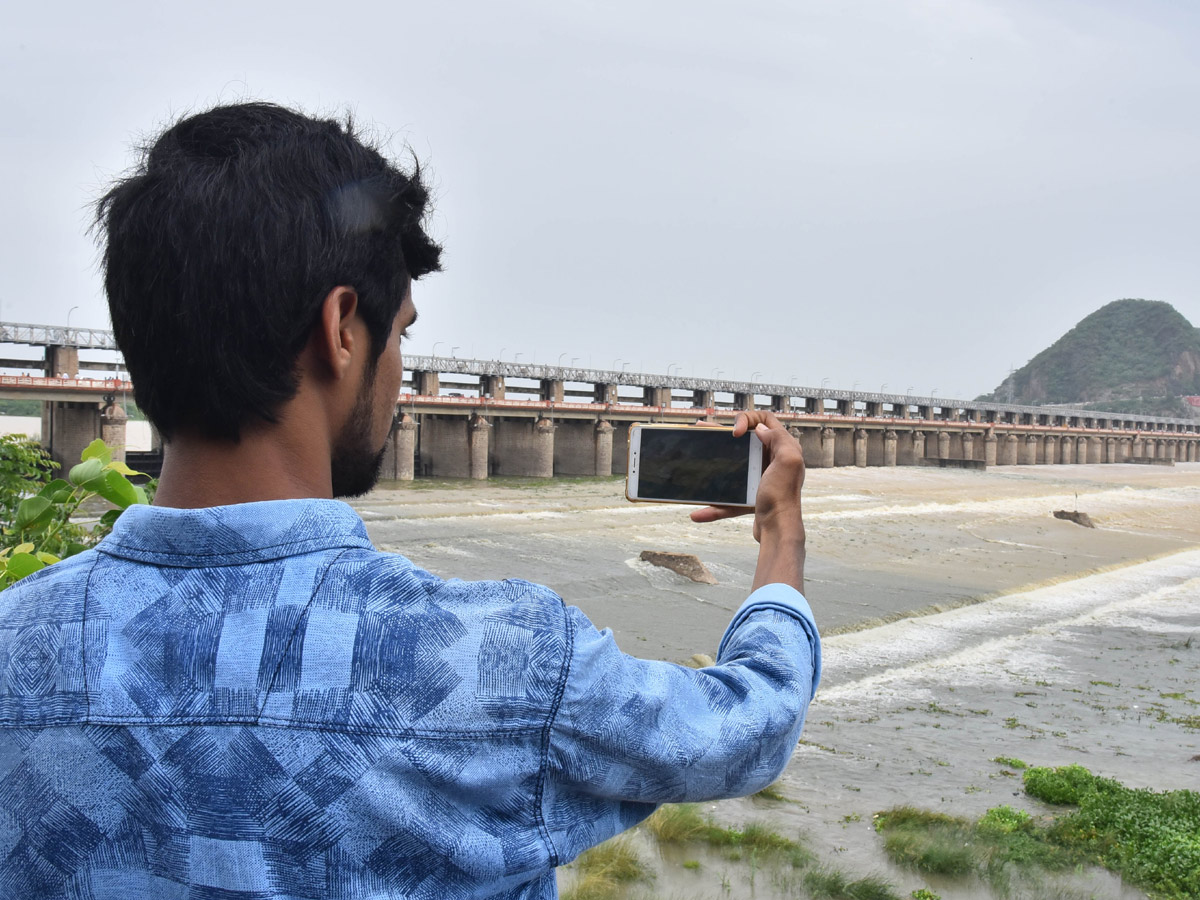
558;352;567;366
821;377;830;389
433;341;444;357
451;346;459;358
751;371;761;383
498;347;506;362
514;352;523;363
66;305;79;331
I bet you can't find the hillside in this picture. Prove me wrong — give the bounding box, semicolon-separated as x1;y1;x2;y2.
979;299;1200;416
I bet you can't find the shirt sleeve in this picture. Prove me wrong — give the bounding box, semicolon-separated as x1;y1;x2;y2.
541;583;820;862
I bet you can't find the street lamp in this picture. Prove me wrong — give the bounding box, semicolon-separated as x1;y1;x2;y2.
622;361;631;372
514;352;523;363
66;305;79;331
433;341;445;357
571;357;579;367
498;347;506;361
931;387;939;397
558;352;568;366
613;357;624;370
880;383;888;393
751;371;762;382
852;381;860;391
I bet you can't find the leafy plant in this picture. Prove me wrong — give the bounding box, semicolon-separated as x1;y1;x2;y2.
0;438;150;588
0;434;57;523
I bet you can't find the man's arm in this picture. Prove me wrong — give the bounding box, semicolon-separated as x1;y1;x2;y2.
691;410;807;594
541;415;818;861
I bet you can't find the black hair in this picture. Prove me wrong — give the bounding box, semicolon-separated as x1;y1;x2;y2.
96;102;442;440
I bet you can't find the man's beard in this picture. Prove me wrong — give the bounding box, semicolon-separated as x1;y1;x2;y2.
331;374;388;498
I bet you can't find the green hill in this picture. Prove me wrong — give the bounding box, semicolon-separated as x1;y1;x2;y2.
979;299;1200;417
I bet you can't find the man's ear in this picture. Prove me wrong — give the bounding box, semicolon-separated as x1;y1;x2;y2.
313;286;360;378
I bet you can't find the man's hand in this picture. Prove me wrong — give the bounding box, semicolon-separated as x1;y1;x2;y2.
690;412;807;592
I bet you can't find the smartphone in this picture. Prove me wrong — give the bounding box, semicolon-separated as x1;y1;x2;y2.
626;424;764;507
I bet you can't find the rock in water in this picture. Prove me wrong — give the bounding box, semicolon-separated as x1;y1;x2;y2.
1053;510;1096;528
639;550;718;584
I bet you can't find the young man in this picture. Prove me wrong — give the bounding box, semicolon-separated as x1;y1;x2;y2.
0;103;819;899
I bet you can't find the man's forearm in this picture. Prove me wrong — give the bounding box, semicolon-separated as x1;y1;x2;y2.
752;530;806;593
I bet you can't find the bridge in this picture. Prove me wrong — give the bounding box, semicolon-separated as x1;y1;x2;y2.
3;321;1198;476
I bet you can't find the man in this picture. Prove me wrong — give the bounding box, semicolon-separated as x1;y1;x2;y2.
0;103;819;899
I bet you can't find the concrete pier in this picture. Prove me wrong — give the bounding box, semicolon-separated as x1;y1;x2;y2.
100;401;127;463
388;415;417;480
854;429;868;468
419;415;472;477
554;419;614;476
884;430;898;466
40;401;102;469
492;417;555;477
468;414;489;480
820;427;836;468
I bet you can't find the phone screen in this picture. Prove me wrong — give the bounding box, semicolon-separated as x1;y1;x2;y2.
637;428;754;504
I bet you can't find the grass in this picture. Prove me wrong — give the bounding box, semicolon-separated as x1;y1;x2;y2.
752;782;789;802
876;765;1200;900
644;803;810;865
991;756;1028;769
1025;765;1200;899
561;837;650;900
803;867;903;899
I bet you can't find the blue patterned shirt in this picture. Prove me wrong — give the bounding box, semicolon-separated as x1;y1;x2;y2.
0;499;820;899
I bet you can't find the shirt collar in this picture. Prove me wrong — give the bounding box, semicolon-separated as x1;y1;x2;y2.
98;499;374;566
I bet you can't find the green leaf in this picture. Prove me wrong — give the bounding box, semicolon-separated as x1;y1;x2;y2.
89;469;138;509
62;542;88;558
99;509;122;528
14;495;53;531
131;484;149;505
34;551;60;565
13;542;35;555
37;478;71;499
68;457;105;486
6;552;45;579
105;459;146;478
81;439;112;465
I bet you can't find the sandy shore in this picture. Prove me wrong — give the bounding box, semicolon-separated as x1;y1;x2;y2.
351;463;1200;899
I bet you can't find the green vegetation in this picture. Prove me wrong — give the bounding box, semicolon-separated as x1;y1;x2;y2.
1024;765;1200;899
560;838;650;900
0;398;42;416
803;867;902;899
0;437;150;587
991;756;1028;769
875;765;1200;899
752;782;789;802
977;299;1200;415
644;803;810;864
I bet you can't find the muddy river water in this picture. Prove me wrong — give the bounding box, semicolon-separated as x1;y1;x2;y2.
349;464;1200;899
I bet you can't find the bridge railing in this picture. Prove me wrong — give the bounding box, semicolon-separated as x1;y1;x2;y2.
3;321;1198;428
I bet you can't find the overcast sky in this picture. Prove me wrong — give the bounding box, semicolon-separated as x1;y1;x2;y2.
4;0;1199;400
